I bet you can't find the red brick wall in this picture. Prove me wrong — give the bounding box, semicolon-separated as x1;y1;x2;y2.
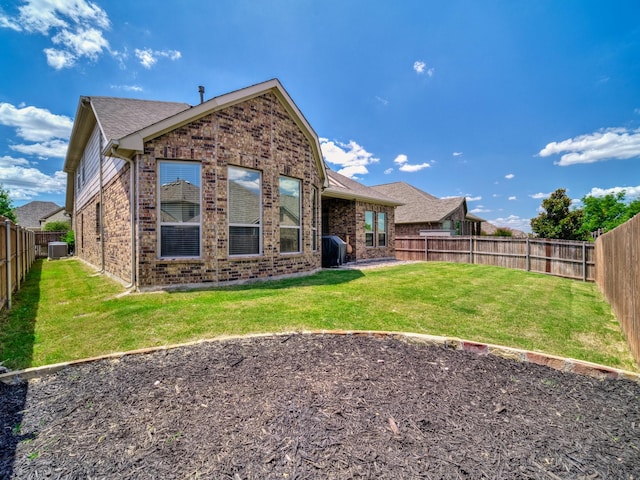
134;91;323;288
322;198;395;262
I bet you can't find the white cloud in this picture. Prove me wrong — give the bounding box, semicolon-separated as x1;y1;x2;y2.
0;155;66;200
375;96;389;106
585;185;640;199
413;60;434;77
539;128;640;166
530;192;551;200
44;47;76;69
471;206;491;214
505;173;515;179
384;168;393;174
135;48;182;69
110;84;143;92
393;153;430;172
0;0;111;69
399;163;430;172
10;139;68;158
489;215;531;233
508;196;517;201
452;152;463;157
320;138;379;178
466;196;482;202
0;102;72;142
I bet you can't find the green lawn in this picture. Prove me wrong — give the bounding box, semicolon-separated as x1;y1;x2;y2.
1;258;637;372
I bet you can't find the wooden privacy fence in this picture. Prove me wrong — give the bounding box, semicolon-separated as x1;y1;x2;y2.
34;231;66;258
0;216;36;312
595;214;640;364
396;236;595;281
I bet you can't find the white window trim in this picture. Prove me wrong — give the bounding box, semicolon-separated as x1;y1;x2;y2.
228;165;263;257
279;175;301;254
365;210;375;248
158;160;202;259
312;187;318;251
377;211;387;247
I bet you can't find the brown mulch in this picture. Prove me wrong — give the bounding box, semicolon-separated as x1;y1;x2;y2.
1;334;639;479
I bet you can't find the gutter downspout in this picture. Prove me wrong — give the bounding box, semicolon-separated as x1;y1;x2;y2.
99;135;105;272
110;146;137;290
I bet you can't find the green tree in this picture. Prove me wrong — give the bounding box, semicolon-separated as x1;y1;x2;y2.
43;220;71;232
580;192;628;236
493;228;513;237
530;188;585;240
0;184;16;223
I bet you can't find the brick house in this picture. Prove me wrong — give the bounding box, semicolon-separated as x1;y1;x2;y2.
63;79;399;290
371;182;483;236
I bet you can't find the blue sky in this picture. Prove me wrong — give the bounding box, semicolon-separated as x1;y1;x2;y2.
1;0;639;232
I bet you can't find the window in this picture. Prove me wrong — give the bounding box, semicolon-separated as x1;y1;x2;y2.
279;176;301;253
95;202;101;237
377;212;386;247
229;166;262;256
365;211;375;247
159;161;201;257
311;187;318;251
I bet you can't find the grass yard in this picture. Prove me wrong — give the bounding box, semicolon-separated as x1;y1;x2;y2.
0;258;637;372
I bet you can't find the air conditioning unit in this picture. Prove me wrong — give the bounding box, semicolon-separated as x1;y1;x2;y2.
48;242;68;260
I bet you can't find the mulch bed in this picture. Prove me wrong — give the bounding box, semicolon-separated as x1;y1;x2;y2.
1;334;639;479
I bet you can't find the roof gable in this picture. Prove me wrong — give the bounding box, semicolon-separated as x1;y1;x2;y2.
109;79;327;188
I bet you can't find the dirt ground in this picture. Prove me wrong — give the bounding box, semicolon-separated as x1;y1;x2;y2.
1;334;639;479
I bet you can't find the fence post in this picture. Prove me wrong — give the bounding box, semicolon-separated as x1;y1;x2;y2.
469;237;473;264
16;225;20;288
5;219;11;310
582;242;587;282
425;236;428;261
526;238;531;272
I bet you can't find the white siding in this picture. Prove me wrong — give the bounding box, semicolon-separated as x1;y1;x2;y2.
75;125;126;210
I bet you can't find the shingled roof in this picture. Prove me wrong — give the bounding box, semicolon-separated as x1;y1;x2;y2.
14;201;61;229
323;170;403;206
371;182;467;223
90;97;191;141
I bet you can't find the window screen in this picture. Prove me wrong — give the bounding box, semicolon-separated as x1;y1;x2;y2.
279;176;301;253
159;161;201;257
229;166;262;256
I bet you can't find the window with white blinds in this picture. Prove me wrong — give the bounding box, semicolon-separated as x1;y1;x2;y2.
159;161;201;257
229;166;262;256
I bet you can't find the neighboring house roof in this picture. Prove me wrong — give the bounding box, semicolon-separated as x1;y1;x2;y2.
14;201;61;228
160;179;200;205
466;212;487;223
371;182;467;224
323;170;404;207
64;79;328;211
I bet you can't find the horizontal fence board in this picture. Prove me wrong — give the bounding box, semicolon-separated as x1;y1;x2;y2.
0;217;36;313
595;214;639;364
396;236;595;282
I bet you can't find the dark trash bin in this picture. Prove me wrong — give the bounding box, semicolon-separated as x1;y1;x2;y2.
322;236;347;267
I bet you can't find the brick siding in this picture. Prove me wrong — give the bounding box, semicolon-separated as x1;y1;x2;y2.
134;91;322;288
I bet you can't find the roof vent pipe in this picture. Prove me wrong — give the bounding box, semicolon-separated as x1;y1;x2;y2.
198;85;205;104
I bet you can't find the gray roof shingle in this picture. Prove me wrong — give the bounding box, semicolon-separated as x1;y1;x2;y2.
90;97;191;141
371;182;466;223
323;170;403;206
14;201;61;228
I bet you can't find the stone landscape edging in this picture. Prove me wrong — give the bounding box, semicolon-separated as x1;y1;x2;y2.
1;330;638;385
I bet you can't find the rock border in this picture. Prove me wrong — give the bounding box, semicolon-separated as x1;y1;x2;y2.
1;330;638;385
